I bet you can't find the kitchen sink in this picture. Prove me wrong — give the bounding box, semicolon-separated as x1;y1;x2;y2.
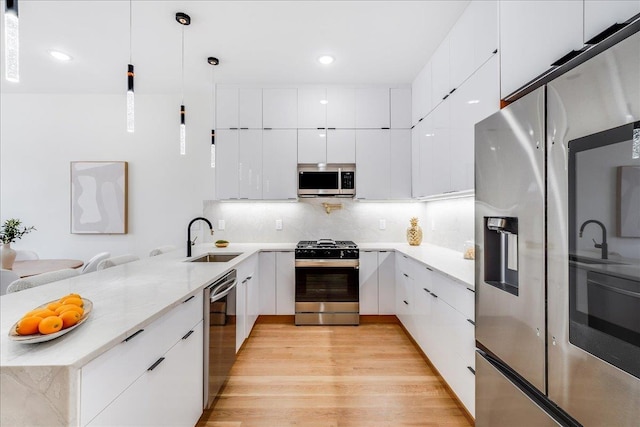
569;254;625;265
187;253;242;263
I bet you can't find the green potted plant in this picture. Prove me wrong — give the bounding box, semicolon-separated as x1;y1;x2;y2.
1;219;36;270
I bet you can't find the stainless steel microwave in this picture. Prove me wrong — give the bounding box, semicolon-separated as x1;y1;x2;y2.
297;164;355;197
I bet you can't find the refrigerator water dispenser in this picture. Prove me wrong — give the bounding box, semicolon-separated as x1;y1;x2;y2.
484;217;519;296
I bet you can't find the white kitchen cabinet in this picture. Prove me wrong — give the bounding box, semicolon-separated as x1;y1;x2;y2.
411;62;432;126
426;101;451;196
216;87;262;129
499;0;584;98
326;87;356;128
449;54;499;193
263;88;297;128
390;88;412;129
298;129;327;164
259;252;277;315
326;129;356;164
262;129;298;200
359;251;379;315
431;35;451;107
87;321;204;427
584;0;640;43
411;119;426;198
355;88;390;129
276;251;295;315
378;251;396;315
355;130;390;199
389;129;412;199
298;88;327;129
216;129;239;200
81;294;203;426
395;254;415;337
238;129;263;199
237;254;259;345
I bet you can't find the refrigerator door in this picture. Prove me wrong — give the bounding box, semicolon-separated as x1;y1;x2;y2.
476;353;561;427
475;87;546;391
547;30;640;426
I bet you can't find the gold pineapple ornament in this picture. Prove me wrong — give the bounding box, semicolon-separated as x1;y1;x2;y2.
406;217;423;246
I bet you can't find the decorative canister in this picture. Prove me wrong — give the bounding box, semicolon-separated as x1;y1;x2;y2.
406;217;423;246
463;240;475;260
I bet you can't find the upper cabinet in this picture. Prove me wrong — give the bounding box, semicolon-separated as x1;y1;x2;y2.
583;0;640;43
263;88;297;128
262;130;298;200
390;88;412;129
216;88;262;129
326;87;356;128
499;0;584;98
298;88;327;129
412;63;432;126
355;88;390;128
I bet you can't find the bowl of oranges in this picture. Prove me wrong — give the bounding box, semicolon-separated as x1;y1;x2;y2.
8;293;92;343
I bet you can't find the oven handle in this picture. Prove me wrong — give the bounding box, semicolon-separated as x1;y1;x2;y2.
295;259;359;268
588;278;639;299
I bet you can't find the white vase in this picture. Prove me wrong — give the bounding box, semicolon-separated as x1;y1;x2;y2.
1;243;17;270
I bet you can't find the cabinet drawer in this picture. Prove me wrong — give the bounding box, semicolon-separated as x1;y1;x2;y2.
81;293;203;425
433;272;474;320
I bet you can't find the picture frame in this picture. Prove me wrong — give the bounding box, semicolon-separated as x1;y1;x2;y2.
70;161;128;234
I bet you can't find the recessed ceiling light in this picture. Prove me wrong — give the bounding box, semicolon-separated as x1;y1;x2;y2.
318;55;334;65
49;50;72;61
319;99;328;105
467;100;480;104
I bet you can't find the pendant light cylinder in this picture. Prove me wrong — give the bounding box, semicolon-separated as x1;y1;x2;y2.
4;0;19;82
126;64;135;132
180;105;186;155
211;130;216;167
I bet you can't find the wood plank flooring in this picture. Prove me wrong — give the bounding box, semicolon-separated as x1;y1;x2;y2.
198;322;472;427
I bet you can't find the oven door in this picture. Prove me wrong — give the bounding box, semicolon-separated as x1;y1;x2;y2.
295;260;359;303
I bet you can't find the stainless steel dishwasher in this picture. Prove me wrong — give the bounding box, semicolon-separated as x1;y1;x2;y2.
203;269;237;409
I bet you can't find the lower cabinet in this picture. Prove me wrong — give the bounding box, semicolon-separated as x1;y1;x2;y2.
80;293;204;426
236;254;259;352
396;255;476;416
359;250;396;315
258;251;296;315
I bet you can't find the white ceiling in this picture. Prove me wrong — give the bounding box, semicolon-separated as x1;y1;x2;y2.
0;1;469;94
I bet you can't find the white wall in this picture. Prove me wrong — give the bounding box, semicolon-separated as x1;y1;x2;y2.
0;92;214;261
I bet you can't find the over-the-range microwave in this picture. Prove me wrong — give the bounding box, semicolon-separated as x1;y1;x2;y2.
297;164;355;197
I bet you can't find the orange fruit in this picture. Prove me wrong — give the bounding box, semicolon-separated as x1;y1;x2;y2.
55;304;84;316
58;293;81;303
16;316;43;335
59;311;81;329
62;297;83;308
38;316;63;335
47;302;63;312
27;309;57;319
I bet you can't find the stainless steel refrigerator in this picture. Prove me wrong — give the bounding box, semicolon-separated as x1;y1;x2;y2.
475;26;640;426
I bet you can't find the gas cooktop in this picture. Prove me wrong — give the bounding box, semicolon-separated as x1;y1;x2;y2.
295;239;359;259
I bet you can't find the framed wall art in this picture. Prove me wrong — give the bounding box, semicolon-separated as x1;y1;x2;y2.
70;161;128;234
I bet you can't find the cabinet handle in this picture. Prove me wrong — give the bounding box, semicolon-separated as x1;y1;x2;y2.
381;127;390;130
403;273;409;278
426;267;433;271
442;94;449;100
148;357;166;371
430;293;438;299
467;319;475;326
449;88;456;94
317;127;326;130
466;288;475;293
182;295;195;303
585;22;626;45
550;49;584;67
492;49;498;54
328;128;336;130
423;288;431;293
467;366;475;375
182;330;195;340
264;127;272;130
246;275;253;281
124;329;144;342
240;127;249;130
418;117;423;122
230;127;238;130
403;300;409;305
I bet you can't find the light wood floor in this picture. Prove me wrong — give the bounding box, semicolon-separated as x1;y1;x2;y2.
198;322;473;427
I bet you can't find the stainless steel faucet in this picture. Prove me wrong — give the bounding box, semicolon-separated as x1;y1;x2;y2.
579;219;608;260
187;217;214;257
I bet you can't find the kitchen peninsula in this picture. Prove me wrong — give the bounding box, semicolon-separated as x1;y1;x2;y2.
0;242;474;426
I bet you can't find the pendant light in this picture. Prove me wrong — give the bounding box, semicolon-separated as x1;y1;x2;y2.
126;0;134;132
4;0;19;82
208;56;219;168
176;12;190;155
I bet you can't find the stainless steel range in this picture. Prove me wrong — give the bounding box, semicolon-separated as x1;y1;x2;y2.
295;239;359;325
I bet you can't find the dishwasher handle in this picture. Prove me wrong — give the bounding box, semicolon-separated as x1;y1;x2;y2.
209;278;237;303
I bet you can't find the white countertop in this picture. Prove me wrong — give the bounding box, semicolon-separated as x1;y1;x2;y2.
0;242;473;369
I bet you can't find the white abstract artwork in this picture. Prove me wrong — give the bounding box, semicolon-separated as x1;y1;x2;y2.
71;162;128;234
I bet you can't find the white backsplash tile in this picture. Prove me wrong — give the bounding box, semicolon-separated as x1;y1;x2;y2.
203;196;474;251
